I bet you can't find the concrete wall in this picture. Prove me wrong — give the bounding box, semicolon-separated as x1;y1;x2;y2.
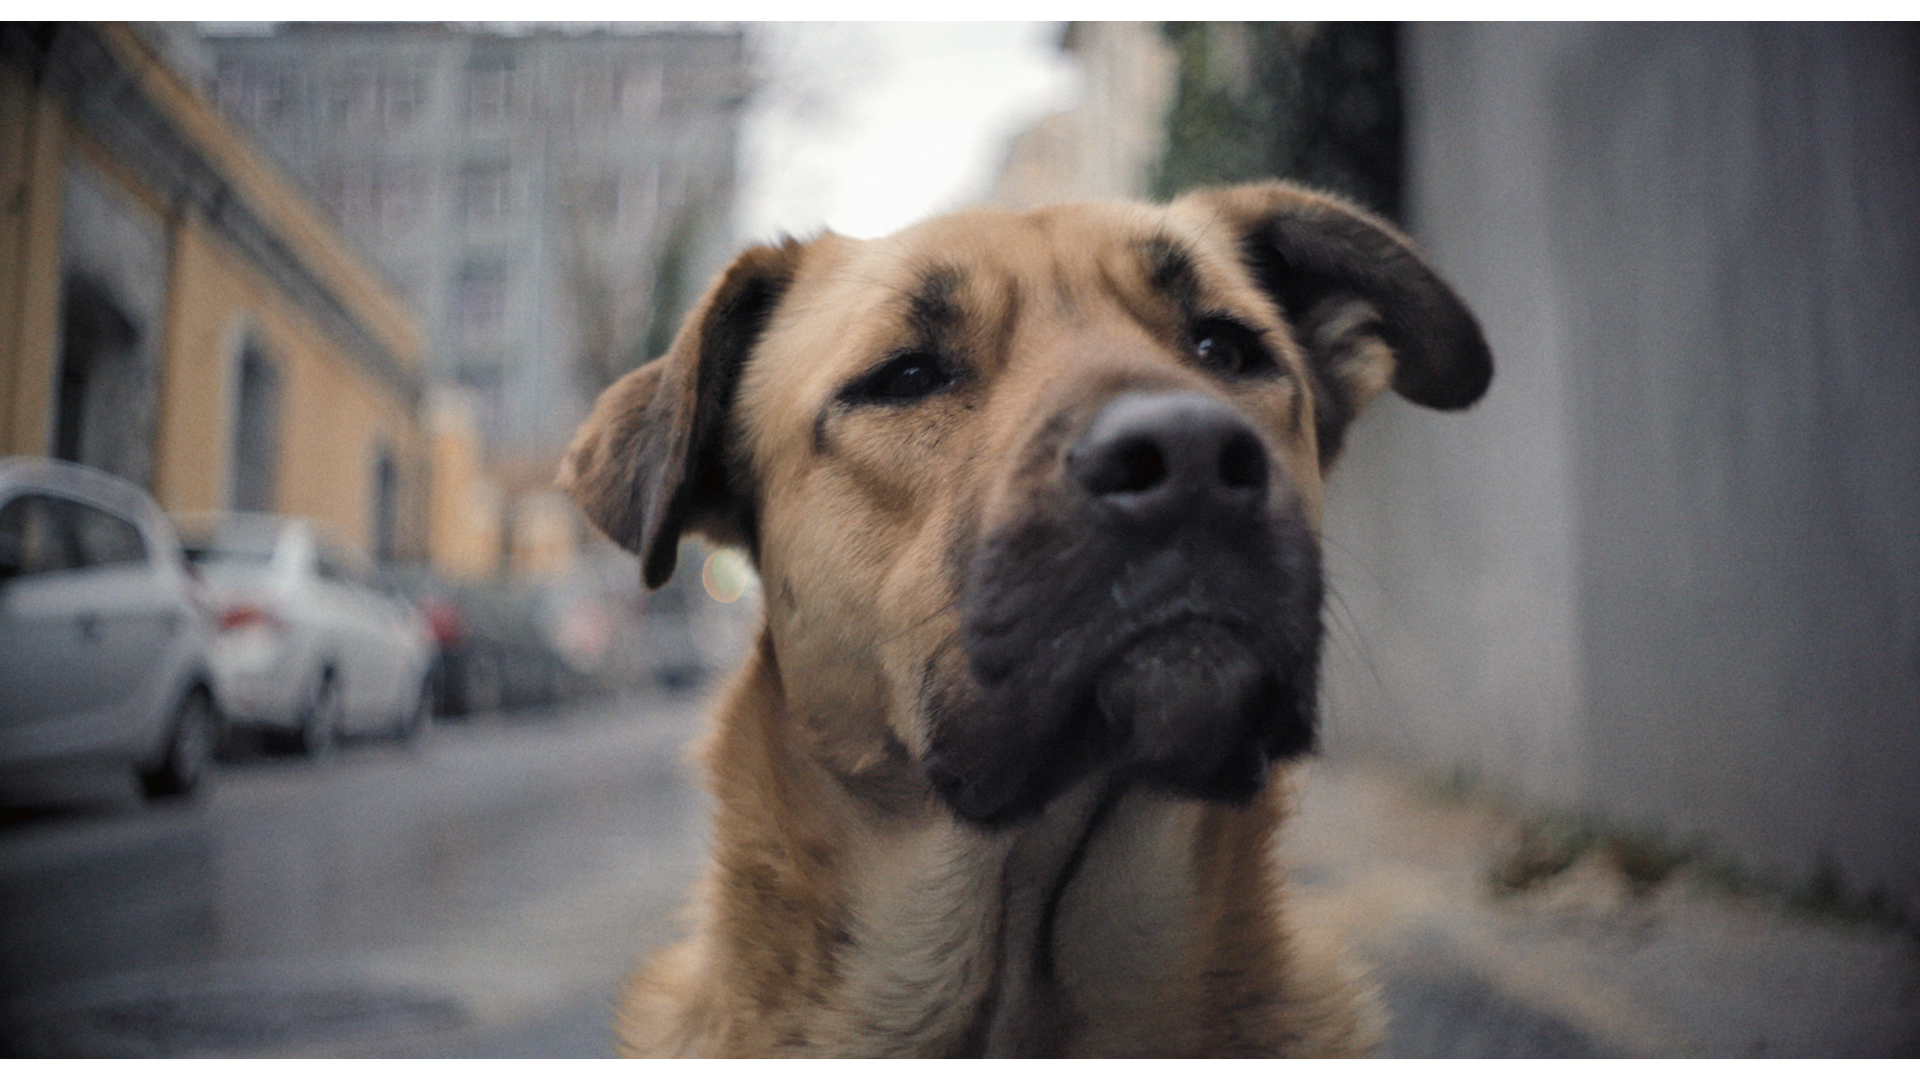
1321;24;1920;905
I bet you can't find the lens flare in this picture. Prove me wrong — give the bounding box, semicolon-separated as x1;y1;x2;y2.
702;548;751;603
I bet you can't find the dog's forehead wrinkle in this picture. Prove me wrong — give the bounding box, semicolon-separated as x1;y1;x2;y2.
989;274;1024;369
1140;233;1202;309
906;262;966;336
1050;271;1081;320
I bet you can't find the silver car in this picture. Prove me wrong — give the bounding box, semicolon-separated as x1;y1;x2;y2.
0;457;220;800
175;513;434;755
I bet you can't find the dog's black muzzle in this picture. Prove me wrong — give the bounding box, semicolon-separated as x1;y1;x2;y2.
929;390;1324;828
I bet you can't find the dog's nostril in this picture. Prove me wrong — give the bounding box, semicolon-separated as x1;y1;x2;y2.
1218;430;1268;492
1094;438;1168;496
1070;391;1271;514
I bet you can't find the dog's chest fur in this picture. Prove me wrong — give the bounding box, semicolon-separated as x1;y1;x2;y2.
614;645;1353;1058
829;779;1201;1055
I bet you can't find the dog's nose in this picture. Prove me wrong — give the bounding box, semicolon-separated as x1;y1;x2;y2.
1067;391;1270;523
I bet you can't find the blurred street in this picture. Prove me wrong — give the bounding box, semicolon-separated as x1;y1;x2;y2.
1;686;1913;1057
3;20;1916;1060
0;692;712;1057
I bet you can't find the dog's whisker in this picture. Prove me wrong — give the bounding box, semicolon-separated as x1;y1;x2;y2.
1320;577;1387;697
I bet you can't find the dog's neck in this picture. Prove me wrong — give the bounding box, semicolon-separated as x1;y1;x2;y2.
669;629;1305;1056
827;767;1188;1056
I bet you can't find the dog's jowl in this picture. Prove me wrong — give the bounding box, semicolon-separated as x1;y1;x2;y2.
560;181;1491;1056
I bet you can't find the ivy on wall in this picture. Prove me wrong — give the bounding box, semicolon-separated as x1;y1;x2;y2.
1153;22;1405;223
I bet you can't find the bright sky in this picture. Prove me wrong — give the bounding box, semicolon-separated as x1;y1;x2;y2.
182;15;1082;243
734;22;1081;242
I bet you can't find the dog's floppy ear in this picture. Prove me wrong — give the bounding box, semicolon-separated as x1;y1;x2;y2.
1179;182;1493;463
558;238;804;588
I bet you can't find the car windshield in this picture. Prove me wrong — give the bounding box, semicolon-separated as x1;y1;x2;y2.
183;538;274;566
176;516;281;570
183;544;273;566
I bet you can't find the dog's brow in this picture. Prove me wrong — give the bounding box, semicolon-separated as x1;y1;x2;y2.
1141;235;1204;313
906;265;966;339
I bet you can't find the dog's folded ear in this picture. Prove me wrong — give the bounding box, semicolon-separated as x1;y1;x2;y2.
558;238;804;588
1176;182;1493;463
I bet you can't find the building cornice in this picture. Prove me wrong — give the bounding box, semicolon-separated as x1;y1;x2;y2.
0;23;422;409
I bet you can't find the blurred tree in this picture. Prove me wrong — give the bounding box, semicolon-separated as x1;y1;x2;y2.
639;205;702;364
1153;22;1404;222
562;179;705;397
559;179;629;399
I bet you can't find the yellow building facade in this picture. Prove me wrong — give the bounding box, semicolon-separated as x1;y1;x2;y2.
0;24;447;565
423;386;506;580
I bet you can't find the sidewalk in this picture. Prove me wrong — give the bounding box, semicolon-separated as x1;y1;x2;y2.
1283;758;1920;1057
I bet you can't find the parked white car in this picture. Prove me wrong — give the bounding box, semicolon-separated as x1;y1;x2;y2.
174;513;433;755
0;457;219;800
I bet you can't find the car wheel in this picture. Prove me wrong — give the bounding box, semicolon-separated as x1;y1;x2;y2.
463;648;503;715
396;679;432;743
140;688;218;800
297;675;343;757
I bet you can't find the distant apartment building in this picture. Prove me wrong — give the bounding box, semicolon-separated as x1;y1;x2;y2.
193;23;748;469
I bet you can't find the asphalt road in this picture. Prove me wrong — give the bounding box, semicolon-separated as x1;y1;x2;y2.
0;692;713;1057
1;689;1913;1057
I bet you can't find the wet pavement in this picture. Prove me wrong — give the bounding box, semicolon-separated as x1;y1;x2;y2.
1;692;1914;1056
0;692;712;1056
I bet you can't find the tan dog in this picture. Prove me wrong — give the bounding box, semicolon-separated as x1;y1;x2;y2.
560;181;1492;1056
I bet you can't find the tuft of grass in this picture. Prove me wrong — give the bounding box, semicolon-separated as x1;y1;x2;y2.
1495;813;1913;935
1488;814;1598;896
1599;828;1695;897
1420;762;1914;935
1782;853;1913;932
1691;852;1768;900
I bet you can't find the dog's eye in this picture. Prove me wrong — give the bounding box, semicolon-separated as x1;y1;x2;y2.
1191;319;1277;379
845;351;954;404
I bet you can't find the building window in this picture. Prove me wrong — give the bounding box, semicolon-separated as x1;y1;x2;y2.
230;345;281;513
571;62;618;119
377;166;424;226
54;163;167;491
453;260;508;338
622;167;661;231
212;61;291;124
326;69;371;125
328;165;425;228
459;161;511;223
465;56;516;121
620;63;664;119
380;72;424;127
572;174;621;221
567;168;660;232
370;444;399;566
326;67;423;129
